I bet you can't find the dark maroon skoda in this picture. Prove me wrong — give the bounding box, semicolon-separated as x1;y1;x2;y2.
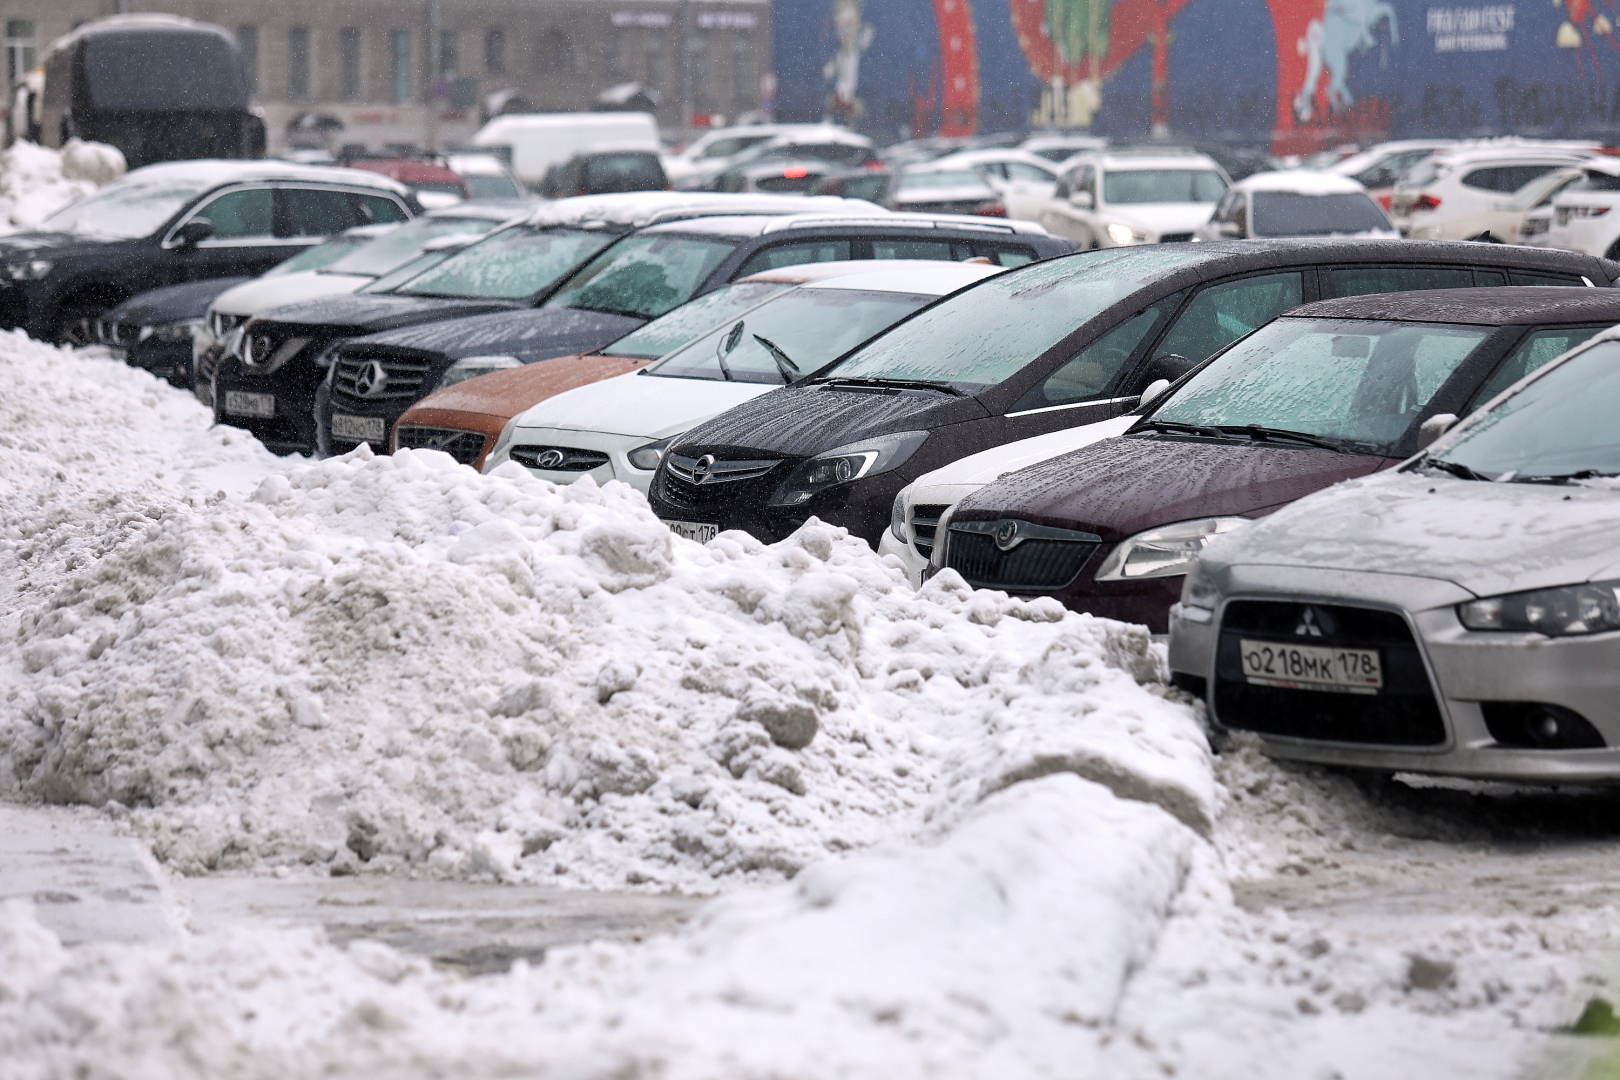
936;287;1620;632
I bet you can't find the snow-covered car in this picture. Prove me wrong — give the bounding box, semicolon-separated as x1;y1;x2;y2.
680;129;878;192
1169;323;1620;782
483;261;1005;498
1327;139;1454;210
1194;171;1396;241
1542;157;1620;259
930;149;1059;220
1038;149;1230;248
1390;144;1593;242
661;123;826;186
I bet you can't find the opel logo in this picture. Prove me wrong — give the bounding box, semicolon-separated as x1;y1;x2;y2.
1295;606;1335;637
534;448;567;470
994;519;1020;551
353;360;388;398
693;454;717;483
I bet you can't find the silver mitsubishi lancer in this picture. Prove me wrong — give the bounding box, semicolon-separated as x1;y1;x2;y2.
1168;324;1620;781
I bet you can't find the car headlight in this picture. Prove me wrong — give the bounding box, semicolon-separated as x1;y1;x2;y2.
1094;517;1250;582
890;483;912;543
437;355;522;391
627;436;675;472
765;430;929;509
149;319;203;344
1177;560;1221;623
310;341;344;369
4;259;53;281
1106;223;1148;245
1458;580;1620;637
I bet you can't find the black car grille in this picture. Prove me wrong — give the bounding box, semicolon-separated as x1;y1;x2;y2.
394;425;488;466
332;353;434;402
510;444;610;472
910;504;949;558
1213;600;1446;747
945;519;1101;592
1159;232;1194;243
659;452;782;508
94;319;148;347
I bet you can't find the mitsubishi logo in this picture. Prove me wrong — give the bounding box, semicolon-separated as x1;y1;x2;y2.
692;454;717;483
534;449;567;469
994;519;1020;551
1295;606;1336;637
353;360;389;398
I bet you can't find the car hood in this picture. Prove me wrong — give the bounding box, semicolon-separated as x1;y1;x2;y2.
110;277;250;323
676;383;989;457
0;230;129;256
914;415;1138;492
351;307;643;364
213;271;374;317
1201;469;1620;599
952;435;1387;543
1102;203;1216;235
513;369;775;440
251;292;519;337
406;353;652;425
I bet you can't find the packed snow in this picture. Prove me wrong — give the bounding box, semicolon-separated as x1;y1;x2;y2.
0;139;125;234
1;333;1616;1078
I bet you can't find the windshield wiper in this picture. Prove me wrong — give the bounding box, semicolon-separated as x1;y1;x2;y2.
1133;418;1228;439
812;376;965;396
1220;424;1349;453
1421;457;1488;481
1508;468;1620;485
714;321;741;382
753;334;799;384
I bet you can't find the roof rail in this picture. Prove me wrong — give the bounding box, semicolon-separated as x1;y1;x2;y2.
759;214;1021;235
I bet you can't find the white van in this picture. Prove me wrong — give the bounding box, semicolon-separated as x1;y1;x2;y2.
473;112;660;191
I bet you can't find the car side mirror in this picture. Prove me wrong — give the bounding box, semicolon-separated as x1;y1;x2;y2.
1137;378;1172;409
1069;190;1094;209
1417;412;1459;450
1135;354;1197;389
1217;221;1243;238
175;218;214;248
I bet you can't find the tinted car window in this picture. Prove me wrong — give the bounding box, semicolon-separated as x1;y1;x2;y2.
1012;301;1171;410
359;194;409;224
544;234;735;319
1511;270;1587;286
1103;169;1227;204
1326;266;1473;298
1152;317;1488;453
284;189;366;237
464;174;523;199
1462;164;1559;193
986;247;1037;267
604;281;792;359
583;153;666;193
735;240;853;276
1251;192;1389;237
197;187;273;239
1154;272;1304;364
1469;325;1607;410
871;239;963;261
398;227;615;300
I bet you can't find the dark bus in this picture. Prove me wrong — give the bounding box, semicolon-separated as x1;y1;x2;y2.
15;15;264;168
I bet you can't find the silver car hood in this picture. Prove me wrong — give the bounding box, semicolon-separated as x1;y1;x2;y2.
1202;470;1620;599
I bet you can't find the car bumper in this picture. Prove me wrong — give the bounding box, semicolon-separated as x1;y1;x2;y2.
121;340;194;388
1546;218;1613;258
215;355;324;456
483;425;662;494
1170;564;1620;782
876;527;929;587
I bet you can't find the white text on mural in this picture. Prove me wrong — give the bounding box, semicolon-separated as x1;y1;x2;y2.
1427;6;1514;51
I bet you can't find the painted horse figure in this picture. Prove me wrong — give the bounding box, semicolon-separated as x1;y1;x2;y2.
1294;0;1399;122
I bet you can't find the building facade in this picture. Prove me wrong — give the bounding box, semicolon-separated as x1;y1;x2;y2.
1;0;771;153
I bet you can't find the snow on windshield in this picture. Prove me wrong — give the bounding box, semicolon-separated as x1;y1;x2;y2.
396;226;615;300
543;234;736;320
327;216;504;278
602;281;789;359
40;175;211;239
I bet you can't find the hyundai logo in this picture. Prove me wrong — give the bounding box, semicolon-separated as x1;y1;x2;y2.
1294;606;1336;637
995;519;1020;551
353;360;389;398
693;454;717;483
534;448;567;470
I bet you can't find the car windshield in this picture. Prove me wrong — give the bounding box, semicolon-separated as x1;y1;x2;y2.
1430;338;1620;482
542;234;737;320
261;233;376;277
603;282;792;359
1103;169;1227;204
701;135;772;159
899;170;986;192
325;216;504;277
651;287;935;384
1148;317;1490;454
1251;192;1390;236
41;175;214;239
821;248;1206;390
394;226;615;300
463;174;523;199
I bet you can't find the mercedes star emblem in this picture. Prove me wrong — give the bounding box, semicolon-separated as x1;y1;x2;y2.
353;360;389;399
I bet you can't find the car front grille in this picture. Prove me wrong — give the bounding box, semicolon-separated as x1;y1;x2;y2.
910;503;949;558
944;519;1101;592
1213;600;1446;747
659;452;782;508
1158;232;1194;243
509;444;610;472
332;352;434;402
394;425;487;466
1521;217;1550;237
94;319;148;347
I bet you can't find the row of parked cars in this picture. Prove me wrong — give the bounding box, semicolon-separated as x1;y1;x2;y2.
20;149;1620;787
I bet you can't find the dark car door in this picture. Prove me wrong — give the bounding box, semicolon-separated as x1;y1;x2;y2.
166;183;287;283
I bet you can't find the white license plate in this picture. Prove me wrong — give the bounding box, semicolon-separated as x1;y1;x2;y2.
1239;639;1383;695
663;519;718;543
332;413;386;443
224;391;275;418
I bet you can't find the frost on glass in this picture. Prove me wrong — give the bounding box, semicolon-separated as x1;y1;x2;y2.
325;216;504;278
42;177;214;239
604;282;790;360
262;234;372;277
398;227;615;300
544;236;735;320
825;248;1204;390
1153;317;1487;452
650;288;934;384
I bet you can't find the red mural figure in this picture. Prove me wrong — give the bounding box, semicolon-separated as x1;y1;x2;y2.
1010;0;1192;128
936;0;982;135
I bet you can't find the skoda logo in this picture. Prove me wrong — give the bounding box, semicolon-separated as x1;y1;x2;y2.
692;454;717;484
534;448;567;470
994;519;1020;551
1295;606;1335;638
353;360;389;398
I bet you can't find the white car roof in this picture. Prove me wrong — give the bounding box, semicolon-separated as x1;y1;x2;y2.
521;191;883;229
1080;149;1225;172
933;149;1057;171
1234;170;1369;194
799;260;1005;296
1427;144;1595;167
119;159;413;197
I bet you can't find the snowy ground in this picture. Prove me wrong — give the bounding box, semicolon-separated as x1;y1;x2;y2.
3;332;1619;1078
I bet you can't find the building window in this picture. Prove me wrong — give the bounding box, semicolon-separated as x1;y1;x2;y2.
438;29;458;78
287;26;311;101
6;19;34;86
236;25;258;96
536;29;575;75
732;34;751;104
339;29;361;101
484;27;505;73
686;38;710;114
645;42;665;92
390;31;410;102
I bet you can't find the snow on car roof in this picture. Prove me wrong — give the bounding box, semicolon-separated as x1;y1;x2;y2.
119;159;413;196
1086;149;1225;172
1234;170;1370;194
800;260;1005;296
1292;285;1619;324
1426;143;1596;166
522;192;881;229
932;149;1056;170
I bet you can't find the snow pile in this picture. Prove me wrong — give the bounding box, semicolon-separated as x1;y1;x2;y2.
0;331;1212;889
0;139;125;234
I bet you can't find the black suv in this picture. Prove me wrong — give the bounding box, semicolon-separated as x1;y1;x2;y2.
0;160;415;341
646;239;1620;548
314;212;1072;456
